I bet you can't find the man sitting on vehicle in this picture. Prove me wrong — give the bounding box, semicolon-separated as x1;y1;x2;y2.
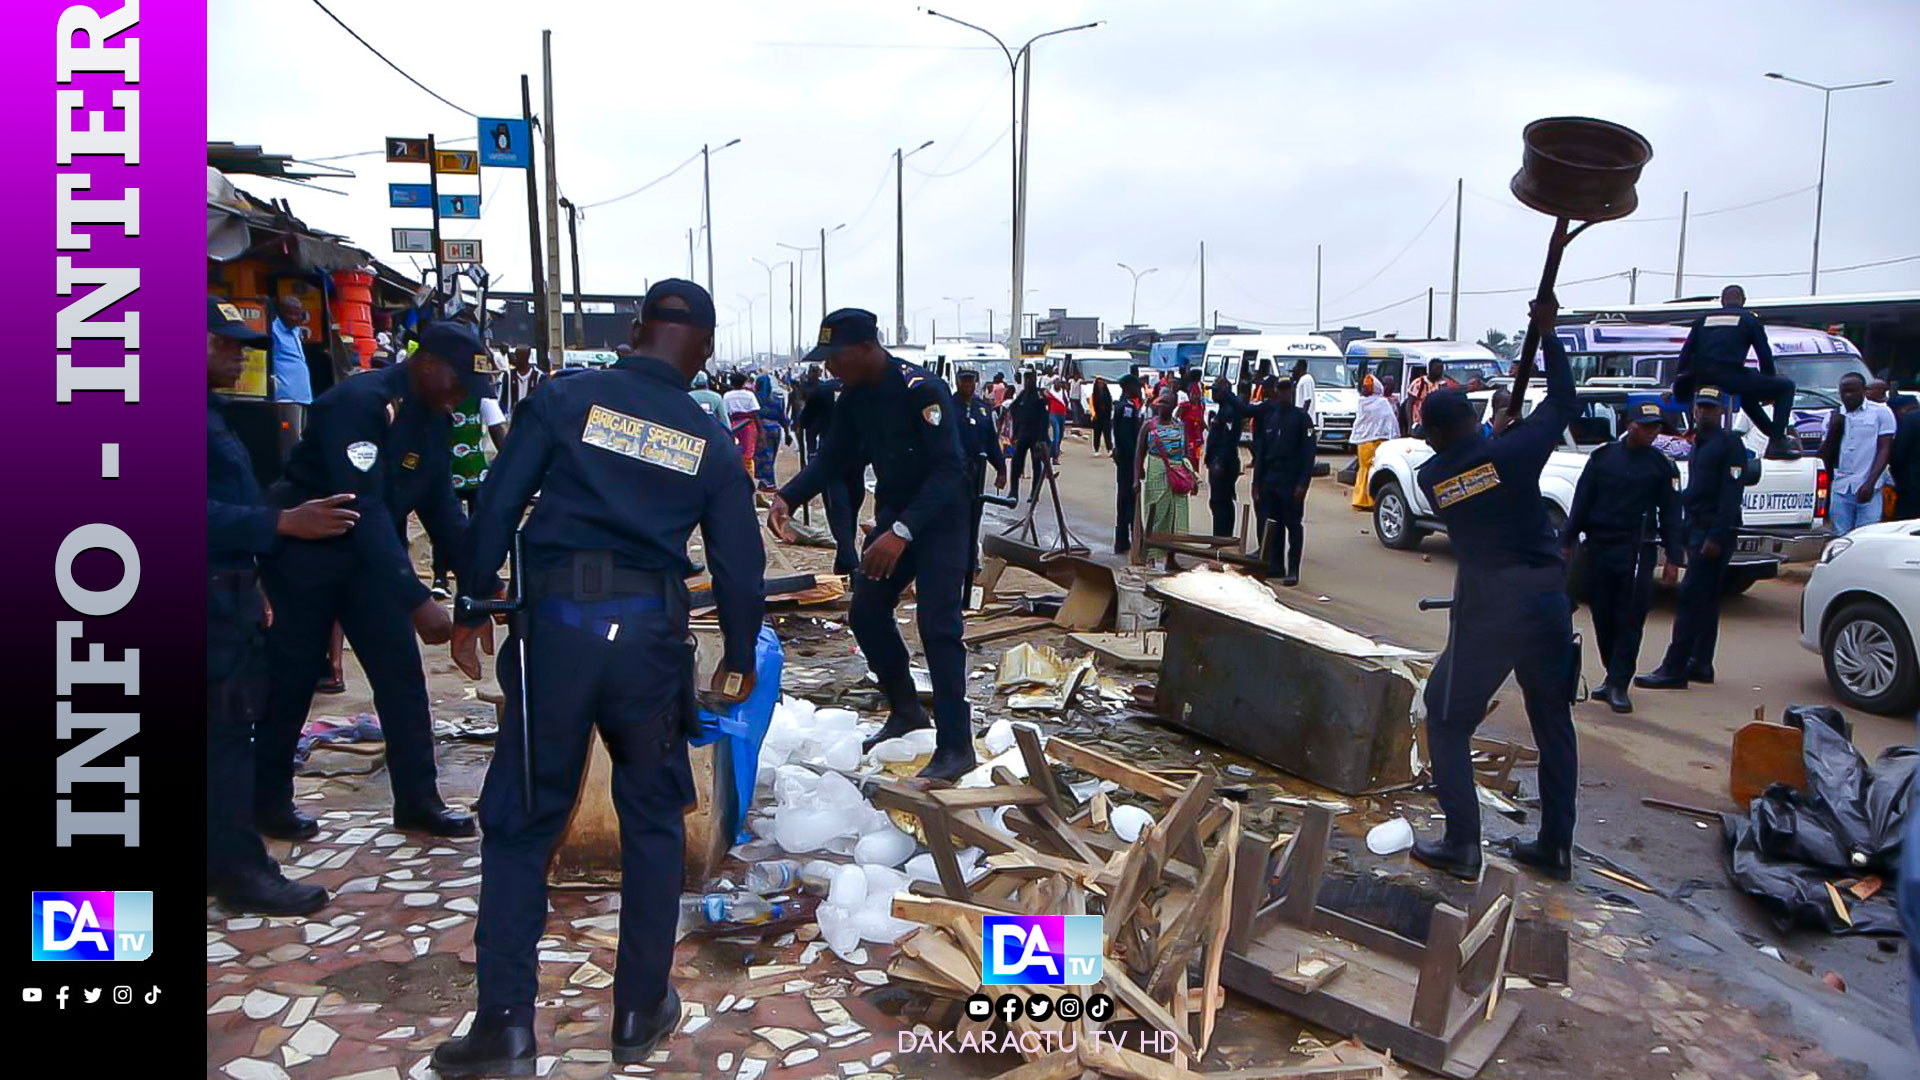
1672;284;1800;460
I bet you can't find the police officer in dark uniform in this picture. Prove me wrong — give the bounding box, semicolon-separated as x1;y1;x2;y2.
207;298;358;915
1213;376;1313;583
1007;370;1052;502
1203;389;1243;538
1672;284;1799;460
1112;373;1145;554
258;322;492;840
432;281;763;1075
1411;299;1582;882
1636;384;1749;691
1561;400;1685;713
954;367;1008;595
796;368;865;575
769;309;975;782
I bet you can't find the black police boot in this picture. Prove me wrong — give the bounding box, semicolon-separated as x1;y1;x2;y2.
861;679;932;754
1632;667;1689;690
1603;683;1634;714
214;866;327;917
1765;437;1802;461
612;986;681;1064
1115;529;1131;556
255;804;320;841
1279;575;1300;588
917;721;979;786
1686;664;1715;685
1505;836;1573;881
431;1008;537;1078
394;800;478;838
1410;836;1482;882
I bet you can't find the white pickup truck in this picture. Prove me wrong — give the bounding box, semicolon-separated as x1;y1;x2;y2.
1364;386;1830;594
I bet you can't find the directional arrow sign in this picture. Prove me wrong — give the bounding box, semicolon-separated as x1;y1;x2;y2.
386;136;430;163
388;183;432;208
437;194;480;219
440;239;483;264
434;149;480;175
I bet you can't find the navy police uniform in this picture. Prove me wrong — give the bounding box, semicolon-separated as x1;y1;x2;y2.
1112;380;1145;552
206;301;290;896
1214;383;1314;578
1674;305;1795;445
780;309;974;774
797;376;865;574
1644;386;1748;684
453;281;764;1056
955;376;1006;591
1007;381;1051;502
259;322;491;832
1203;404;1242;538
1415;333;1581;862
1561;402;1685;699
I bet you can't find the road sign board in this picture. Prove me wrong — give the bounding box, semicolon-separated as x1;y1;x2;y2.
434;149;479;175
437;194;480;219
389;183;432;208
440;239;483;264
386;137;429;163
392;227;434;253
478;117;531;168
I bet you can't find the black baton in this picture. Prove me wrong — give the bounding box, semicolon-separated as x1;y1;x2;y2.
459;531;533;814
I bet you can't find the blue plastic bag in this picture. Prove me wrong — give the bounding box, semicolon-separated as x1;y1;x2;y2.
689;625;784;844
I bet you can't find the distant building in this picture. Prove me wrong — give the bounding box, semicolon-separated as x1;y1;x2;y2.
1036;308;1100;347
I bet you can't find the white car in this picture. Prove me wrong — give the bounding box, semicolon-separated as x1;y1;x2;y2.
1799;521;1920;715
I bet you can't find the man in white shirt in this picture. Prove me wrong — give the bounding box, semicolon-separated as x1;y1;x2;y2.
1291;358;1318;429
498;346;545;417
1827;371;1896;536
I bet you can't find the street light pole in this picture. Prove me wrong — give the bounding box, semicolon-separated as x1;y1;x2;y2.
778;241;818;350
926;11;1102;349
753;258;788;366
700;137;743;297
1765;72;1892;294
737;294;761;361
819;223;846;315
1116;262;1157;326
896;140;934;345
943;295;973;340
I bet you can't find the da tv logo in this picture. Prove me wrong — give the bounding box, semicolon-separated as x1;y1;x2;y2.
981;915;1102;985
31;892;153;961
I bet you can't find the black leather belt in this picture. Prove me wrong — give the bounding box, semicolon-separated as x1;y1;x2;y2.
530;553;672;602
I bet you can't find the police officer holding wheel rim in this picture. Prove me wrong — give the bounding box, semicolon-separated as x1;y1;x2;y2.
432;280;764;1075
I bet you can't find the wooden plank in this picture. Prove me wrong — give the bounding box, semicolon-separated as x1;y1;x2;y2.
964;614;1056;646
1226;829;1270;954
898;930;980;992
1199;804;1239;1054
931;784;1050;811
1092;969;1197;1056
976;556;1010;604
922;803;973;901
1277;808;1332;926
1409;902;1465;1037
1147;837;1232;1000
1045;737;1186;801
1456;895;1512;967
1200;1064;1383;1080
1014;724;1073;818
1157;773;1217;870
1271;955;1347;994
982;1053;1080;1080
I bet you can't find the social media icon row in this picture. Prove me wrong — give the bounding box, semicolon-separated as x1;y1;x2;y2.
21;985;156;1008
965;992;1112;1025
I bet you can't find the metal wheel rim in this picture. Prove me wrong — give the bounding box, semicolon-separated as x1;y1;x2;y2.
1834;619;1898;698
1379;492;1405;540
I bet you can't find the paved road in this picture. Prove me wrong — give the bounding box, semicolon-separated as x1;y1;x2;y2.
984;434;1911;801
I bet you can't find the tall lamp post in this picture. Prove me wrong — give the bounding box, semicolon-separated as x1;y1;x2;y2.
819;222;847;316
1764;71;1891;294
943;295;974;341
700;137;743;296
753;258;789;366
737;293;763;362
1116;262;1157;327
776;240;819;351
925;10;1102;348
896;140;935;345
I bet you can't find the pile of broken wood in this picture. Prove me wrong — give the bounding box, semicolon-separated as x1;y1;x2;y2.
872;730;1408;1080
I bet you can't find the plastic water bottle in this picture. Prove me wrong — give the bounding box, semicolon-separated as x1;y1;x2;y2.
678;892;784;934
741;859;802;894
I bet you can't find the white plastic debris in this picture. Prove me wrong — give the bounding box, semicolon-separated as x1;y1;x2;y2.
983;718;1018;756
1109;804;1155;843
853;825;915;867
869;727;936;764
1365;817;1415;855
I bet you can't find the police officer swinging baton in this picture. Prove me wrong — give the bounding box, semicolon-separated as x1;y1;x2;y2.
457;530;535;814
1504;117;1652;416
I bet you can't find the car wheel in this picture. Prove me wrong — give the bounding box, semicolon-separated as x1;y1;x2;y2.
1822;600;1920;716
1374;480;1425;550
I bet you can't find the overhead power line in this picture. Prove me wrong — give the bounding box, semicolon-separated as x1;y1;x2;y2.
308;0;477;118
574;149;705;211
1322;190;1455;307
305;135;479;163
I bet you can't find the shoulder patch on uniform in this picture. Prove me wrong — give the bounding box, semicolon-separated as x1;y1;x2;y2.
1728;463;1743;480
923;404;942;426
1704;314;1741;327
905;373;924;389
1431;461;1501;509
580;404;706;476
401;451;420;470
346;441;379;472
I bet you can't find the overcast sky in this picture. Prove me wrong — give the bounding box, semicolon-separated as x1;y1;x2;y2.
210;0;1918;357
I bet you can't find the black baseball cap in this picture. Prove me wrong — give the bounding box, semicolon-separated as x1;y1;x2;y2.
957;367;979;380
1421;387;1475;431
1693;384;1726;406
209;296;269;345
641;278;717;329
1627;400;1665;426
805;308;880;363
416;321;494;398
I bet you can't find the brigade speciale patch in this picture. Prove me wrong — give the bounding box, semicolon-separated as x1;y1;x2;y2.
346;441;379;472
1704;314;1742;327
923;404;942;426
580;404;706;475
1431;461;1501;509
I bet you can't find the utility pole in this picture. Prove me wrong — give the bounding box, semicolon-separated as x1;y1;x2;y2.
519;75;549;370
1426;287;1434;338
1629;267;1639;304
702;144;715;294
896;147;907;346
687;228;695;279
1198;240;1206;335
1447;177;1462;340
426;133;443;307
1314;244;1322;333
989;309;995;341
820;226;829;315
1673;191;1689;300
1012;50;1033;347
787;262;796;360
540;30;564;368
560;198;584;347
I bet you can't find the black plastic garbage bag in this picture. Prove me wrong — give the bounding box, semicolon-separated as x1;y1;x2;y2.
1721;717;1915;935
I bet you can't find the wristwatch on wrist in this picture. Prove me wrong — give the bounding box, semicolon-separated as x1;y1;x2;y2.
890;521;914;543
